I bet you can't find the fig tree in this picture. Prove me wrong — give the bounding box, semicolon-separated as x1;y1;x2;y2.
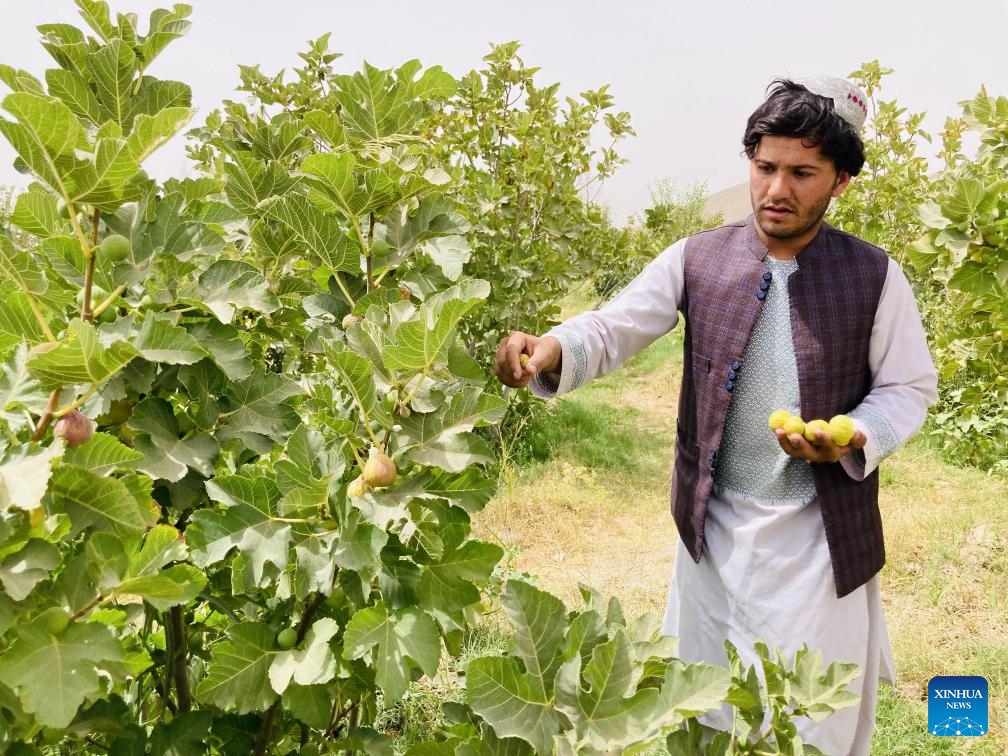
54;410;94;447
362;448;396;488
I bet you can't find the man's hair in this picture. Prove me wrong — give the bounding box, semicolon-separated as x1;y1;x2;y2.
742;79;866;176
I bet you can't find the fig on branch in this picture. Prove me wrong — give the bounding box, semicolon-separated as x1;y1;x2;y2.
828;414;855;446
803;418;831;444
362;448;396;488
768;409;791;431
342;314;363;329
54;410;94;447
99;234;131;263
276;627;298;650
40;607;70;635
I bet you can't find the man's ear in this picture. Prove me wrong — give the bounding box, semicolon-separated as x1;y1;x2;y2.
832;170;852;198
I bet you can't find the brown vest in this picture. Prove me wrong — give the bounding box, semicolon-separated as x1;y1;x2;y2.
672;218;889;598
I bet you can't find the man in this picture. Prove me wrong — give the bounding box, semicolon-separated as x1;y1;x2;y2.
493;77;938;753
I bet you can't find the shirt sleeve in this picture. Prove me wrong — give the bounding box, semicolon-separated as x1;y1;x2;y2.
529;238;687;399
840;257;939;480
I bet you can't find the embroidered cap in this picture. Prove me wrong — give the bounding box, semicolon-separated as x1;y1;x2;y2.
795;75;869;131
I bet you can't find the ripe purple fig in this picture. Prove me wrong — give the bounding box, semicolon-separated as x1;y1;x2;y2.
362;448;397;488
54;410;94;447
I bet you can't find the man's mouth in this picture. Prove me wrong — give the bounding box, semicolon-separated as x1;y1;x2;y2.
762;205;794;218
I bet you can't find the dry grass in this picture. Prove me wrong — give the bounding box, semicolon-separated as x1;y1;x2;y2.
476;323;1008;752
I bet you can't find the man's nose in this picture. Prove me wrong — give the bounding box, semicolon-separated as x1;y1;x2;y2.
768;172;790;198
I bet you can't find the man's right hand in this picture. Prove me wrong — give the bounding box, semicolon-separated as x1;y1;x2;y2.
494;333;562;389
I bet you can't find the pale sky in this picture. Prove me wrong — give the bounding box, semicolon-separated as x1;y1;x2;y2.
1;1;1006;221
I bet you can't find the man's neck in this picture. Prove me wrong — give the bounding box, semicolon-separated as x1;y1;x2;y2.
758;220;824;260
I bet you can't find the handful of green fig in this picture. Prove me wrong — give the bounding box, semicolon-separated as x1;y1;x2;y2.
768;410;855;446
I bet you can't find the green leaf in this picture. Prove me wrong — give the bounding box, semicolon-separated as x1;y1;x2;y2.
0;442;63;513
554;635;662;749
62;431;142;475
133;312;208;364
0;619;123;727
655;659;731;724
268;617;340;694
184;320;253;381
420;468;497;513
0;233;48;297
789;646;861;722
282;684;334;730
187;475;290;587
49;465;157;535
129;524;187;575
27;319;140;390
383;279;490;371
129;397;218;481
332;349;377;418
0;345;51;431
45;68;102;123
501;580;567;699
333;509;388;572
221;370;302;443
419;533;502;630
114;564;207;611
1;91;85;180
466;656;559;754
406;431;496;473
9;187;65;237
0;292;51;346
222;154;296;215
135;5;193;72
195;260;279;323
85;38;135;128
195;622;278;713
425;235;471;282
0;539;60;600
342;603;441;703
259;191;362;273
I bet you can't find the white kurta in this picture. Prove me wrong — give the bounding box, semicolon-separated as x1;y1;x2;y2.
530;230;938;754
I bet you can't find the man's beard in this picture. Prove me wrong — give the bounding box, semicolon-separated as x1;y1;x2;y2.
752;193;833;241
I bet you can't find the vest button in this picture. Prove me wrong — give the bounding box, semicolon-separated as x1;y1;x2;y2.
756;290;767;301
763;271;773;281
724;380;735;392
759;281;770;292
728;369;737;381
731;361;742;371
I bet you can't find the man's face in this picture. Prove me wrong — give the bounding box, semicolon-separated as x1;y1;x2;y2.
749;136;850;245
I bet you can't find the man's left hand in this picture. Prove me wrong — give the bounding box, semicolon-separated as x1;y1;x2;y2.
774;427;867;463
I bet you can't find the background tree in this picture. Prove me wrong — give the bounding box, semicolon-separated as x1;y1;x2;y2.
429;41;634;365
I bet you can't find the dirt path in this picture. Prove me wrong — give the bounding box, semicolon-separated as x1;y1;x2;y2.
476;336;683;617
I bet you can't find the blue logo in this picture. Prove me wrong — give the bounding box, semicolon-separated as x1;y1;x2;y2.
928;675;988;737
